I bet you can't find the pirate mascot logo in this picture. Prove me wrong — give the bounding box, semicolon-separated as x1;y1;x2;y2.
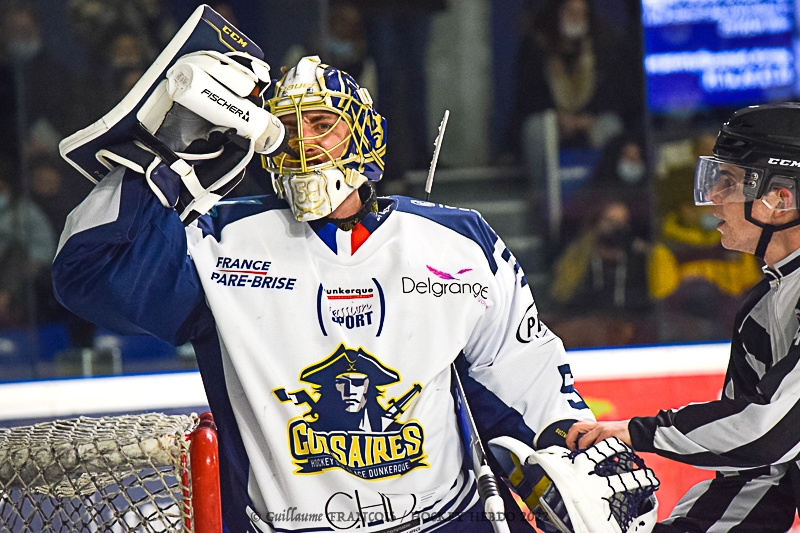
275;344;427;479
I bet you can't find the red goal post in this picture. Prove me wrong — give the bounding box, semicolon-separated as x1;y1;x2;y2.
0;411;222;533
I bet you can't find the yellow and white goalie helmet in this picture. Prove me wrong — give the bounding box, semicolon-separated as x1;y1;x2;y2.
264;55;386;221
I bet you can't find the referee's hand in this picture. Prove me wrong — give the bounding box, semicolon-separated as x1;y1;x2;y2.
566;420;631;451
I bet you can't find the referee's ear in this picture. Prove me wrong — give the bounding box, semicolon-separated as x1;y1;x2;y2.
761;187;797;222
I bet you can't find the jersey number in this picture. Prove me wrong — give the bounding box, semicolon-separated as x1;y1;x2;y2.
558;364;588;410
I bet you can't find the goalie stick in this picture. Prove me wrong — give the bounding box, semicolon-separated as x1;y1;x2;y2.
425;111;510;533
424;110;448;198
452;366;510;532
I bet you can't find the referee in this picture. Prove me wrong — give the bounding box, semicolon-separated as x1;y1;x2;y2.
568;103;800;532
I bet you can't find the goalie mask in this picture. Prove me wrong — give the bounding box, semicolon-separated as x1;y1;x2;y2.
488;437;659;533
264;56;386;222
694;102;800;259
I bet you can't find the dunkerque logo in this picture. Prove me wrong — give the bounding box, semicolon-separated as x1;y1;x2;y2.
316;280;386;337
274;344;427;479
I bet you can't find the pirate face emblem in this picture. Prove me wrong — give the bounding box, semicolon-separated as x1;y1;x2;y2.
274;344;422;433
274;344;428;479
335;373;370;413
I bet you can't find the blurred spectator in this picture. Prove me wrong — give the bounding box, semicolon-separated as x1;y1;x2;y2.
281;2;378;110
324;3;376;89
27;156;96;346
0;2;79;160
511;0;637;184
67;0;175;64
68;25;152;123
30;155;93;234
349;0;447;181
588;134;647;191
103;27;151;108
0;164;56;328
562;133;651;245
68;0;175;121
546;200;655;347
650;140;763;342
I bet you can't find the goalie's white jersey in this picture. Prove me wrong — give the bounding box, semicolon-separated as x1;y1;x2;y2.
53;168;593;533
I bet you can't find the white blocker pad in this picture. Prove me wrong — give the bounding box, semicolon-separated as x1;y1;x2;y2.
59;4;264;184
489;436;659;533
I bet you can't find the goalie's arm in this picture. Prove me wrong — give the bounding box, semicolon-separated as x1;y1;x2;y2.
461;229;595;450
53;166;210;346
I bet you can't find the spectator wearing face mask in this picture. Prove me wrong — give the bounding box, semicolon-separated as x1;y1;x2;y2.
77;26;153;122
67;0;176;124
563;133;651;248
67;0;176;69
589;134;648;189
545;200;656;347
649;140;764;342
649;199;763;343
0;3;79;160
281;2;378;126
510;0;640;178
324;3;376;89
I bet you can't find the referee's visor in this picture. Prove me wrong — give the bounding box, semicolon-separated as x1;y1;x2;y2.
694;156;762;206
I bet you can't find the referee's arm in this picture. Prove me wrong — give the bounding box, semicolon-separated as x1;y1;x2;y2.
567;350;800;470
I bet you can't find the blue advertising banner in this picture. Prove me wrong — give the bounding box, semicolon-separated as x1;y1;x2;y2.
643;0;797;113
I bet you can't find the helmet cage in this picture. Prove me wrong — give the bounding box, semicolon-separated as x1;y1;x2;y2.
265;58;386;183
269;94;356;175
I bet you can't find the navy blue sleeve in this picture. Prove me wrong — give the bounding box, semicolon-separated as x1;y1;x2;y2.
53;167;210;345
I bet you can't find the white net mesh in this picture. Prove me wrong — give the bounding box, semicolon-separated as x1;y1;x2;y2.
0;413;197;532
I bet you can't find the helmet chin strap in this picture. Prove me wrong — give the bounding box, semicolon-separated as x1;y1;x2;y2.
744;201;800;260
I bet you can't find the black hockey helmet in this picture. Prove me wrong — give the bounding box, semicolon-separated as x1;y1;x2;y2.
694;102;800;258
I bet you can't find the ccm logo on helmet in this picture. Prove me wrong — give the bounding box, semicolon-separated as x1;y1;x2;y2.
768;158;800;167
200;89;250;122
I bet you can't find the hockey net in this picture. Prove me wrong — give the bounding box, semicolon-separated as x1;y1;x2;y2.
0;412;221;533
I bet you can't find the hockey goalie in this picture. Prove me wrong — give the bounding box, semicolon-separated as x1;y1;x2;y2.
52;5;659;533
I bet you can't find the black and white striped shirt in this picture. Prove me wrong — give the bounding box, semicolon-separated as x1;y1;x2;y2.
630;247;800;531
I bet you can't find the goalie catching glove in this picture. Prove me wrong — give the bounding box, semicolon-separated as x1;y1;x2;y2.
59;5;285;225
488;436;659;533
131;49;284;224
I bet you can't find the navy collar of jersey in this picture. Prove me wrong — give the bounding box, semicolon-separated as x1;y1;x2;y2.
308;197;397;254
764;247;800;280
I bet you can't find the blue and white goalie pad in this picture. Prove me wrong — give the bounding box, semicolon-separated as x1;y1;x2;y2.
489;437;659;533
59;4;283;224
